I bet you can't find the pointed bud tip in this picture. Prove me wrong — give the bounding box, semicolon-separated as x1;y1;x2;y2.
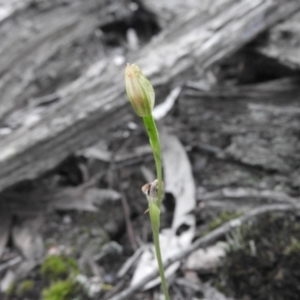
124;63;155;117
125;64;132;79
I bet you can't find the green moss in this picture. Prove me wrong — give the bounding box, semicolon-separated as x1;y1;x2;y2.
208;211;242;231
66;258;79;272
218;213;300;300
5;281;17;296
42;279;78;300
44;242;55;249
214;281;230;295
17;280;35;296
41;255;79;281
284;237;300;255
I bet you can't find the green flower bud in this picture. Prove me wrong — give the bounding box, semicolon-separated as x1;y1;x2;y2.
125;63;155;117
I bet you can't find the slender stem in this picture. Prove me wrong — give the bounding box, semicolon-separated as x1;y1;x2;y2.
150;207;170;300
142;115;163;208
143;115;170;300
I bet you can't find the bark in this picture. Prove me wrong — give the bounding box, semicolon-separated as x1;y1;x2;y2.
255;11;300;69
141;0;300;69
179;77;300;184
0;0;300;192
140;0;233;28
0;0;133;120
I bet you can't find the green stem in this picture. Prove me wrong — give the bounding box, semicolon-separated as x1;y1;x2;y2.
142;115;163;208
143;115;170;300
149;203;170;300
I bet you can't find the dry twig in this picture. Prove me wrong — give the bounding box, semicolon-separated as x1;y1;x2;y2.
111;203;300;300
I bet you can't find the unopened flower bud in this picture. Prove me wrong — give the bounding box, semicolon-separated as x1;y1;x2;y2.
125;63;155;117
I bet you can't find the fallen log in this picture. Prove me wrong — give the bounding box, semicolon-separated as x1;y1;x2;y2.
179;77;300;178
0;0;300;192
254;11;300;69
141;0;300;70
140;0;232;28
0;0;133;121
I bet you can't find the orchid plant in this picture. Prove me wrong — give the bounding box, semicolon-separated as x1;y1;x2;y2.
125;64;170;300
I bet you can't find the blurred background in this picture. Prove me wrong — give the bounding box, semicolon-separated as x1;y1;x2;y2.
0;0;300;299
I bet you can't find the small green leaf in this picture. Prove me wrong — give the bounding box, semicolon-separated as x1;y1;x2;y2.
149;202;160;232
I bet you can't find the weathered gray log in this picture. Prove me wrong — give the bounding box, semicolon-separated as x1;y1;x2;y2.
0;0;300;192
179;77;300;182
255;11;300;69
0;0;133;120
141;0;300;70
140;0;233;28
